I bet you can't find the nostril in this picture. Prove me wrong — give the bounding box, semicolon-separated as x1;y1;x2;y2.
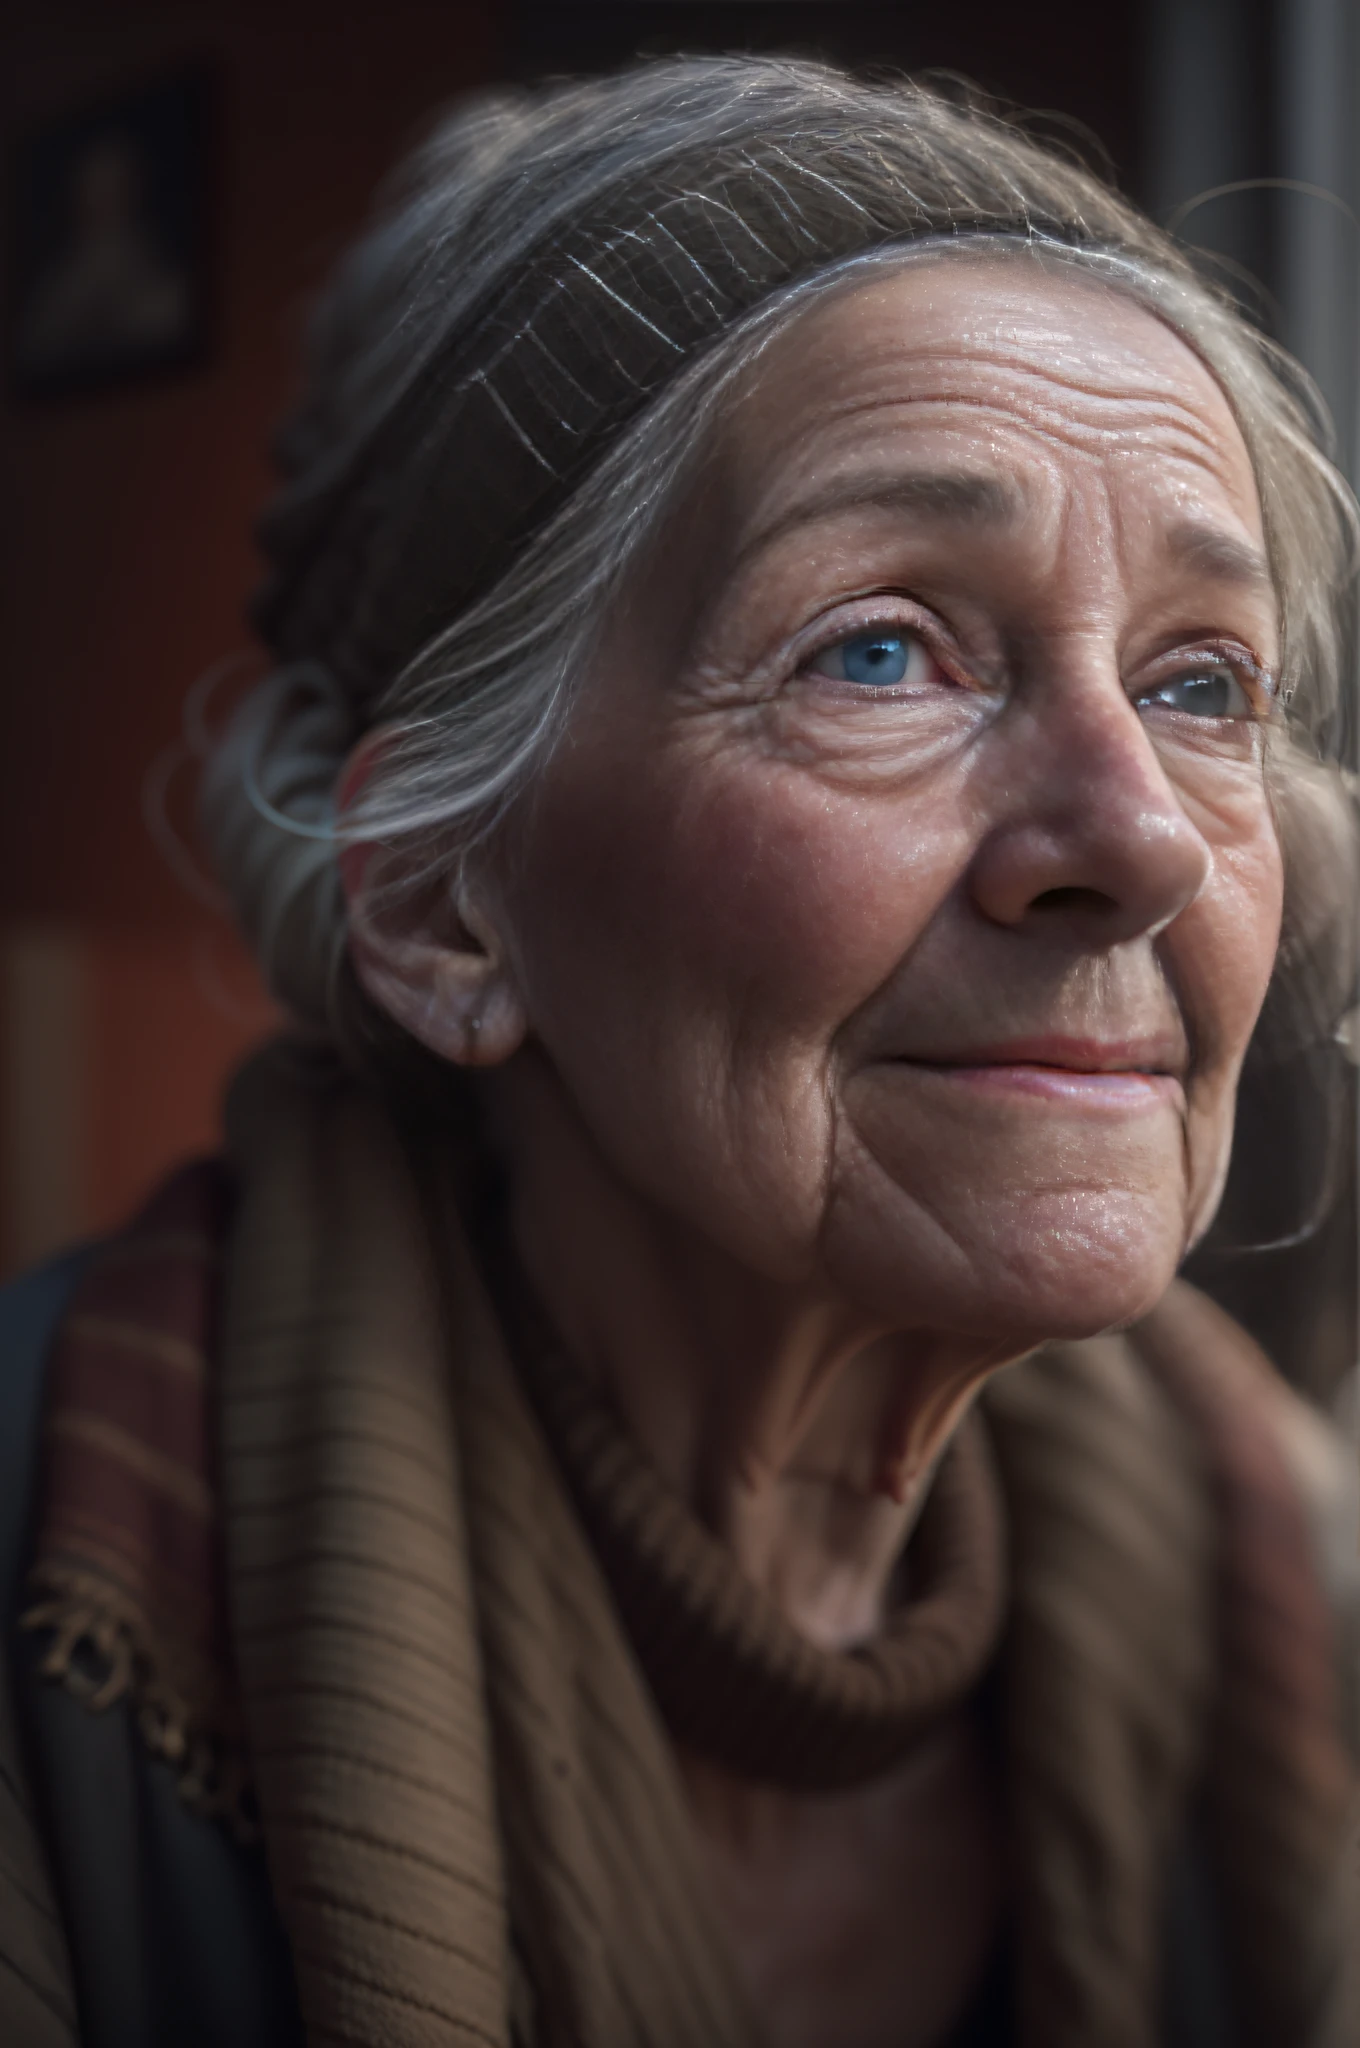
1031;885;1118;915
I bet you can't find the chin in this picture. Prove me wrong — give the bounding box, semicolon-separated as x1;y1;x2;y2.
982;1255;1182;1346
826;1179;1189;1350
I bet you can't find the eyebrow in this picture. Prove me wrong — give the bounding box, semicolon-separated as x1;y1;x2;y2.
1163;520;1273;592
733;476;1275;598
735;467;1023;565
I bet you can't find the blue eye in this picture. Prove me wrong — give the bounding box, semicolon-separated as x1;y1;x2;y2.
813;630;917;687
1141;667;1254;720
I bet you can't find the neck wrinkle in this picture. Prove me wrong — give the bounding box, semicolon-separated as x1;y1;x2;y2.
474;1205;1009;1791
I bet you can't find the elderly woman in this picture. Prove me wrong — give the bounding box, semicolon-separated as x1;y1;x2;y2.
1;53;1357;2048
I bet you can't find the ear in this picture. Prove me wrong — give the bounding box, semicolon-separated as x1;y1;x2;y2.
336;733;528;1068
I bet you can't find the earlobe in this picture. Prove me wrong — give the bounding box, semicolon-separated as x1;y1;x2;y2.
347;891;529;1068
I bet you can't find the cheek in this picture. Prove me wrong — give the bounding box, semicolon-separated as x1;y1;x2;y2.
518;741;962;1054
1170;812;1283;1217
505;739;969;1269
1175;816;1283;1071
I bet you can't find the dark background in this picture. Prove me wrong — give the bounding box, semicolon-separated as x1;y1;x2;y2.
10;64;216;394
0;0;1353;1410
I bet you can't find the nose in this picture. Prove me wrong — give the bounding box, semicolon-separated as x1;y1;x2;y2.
967;675;1212;944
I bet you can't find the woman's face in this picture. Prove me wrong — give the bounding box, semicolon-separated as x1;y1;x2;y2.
491;258;1284;1346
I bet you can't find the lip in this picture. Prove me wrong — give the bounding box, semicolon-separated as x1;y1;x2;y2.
905;1063;1183;1108
885;1035;1186;1109
922;1035;1185;1071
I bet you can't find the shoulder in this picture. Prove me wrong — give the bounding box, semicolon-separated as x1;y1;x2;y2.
0;1249;92;2048
1270;1377;1360;1792
996;1291;1359;2044
0;1248;94;1614
1133;1279;1358;1736
1;1193;303;2048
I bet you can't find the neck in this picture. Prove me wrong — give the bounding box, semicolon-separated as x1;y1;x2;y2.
480;1053;1012;1651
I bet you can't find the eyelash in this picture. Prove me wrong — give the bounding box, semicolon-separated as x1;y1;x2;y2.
1134;645;1275;721
792;600;964;691
792;605;1274;718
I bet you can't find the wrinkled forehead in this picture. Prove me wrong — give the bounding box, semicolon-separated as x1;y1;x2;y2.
718;254;1265;545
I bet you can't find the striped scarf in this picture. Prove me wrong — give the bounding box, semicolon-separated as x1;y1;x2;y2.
18;1042;1359;2047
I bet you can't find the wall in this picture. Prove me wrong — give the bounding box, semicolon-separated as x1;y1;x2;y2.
0;0;494;1269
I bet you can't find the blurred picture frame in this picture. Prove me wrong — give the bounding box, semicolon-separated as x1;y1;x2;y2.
8;66;216;400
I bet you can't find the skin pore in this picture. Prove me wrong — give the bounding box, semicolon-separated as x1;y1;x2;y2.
343;256;1284;2046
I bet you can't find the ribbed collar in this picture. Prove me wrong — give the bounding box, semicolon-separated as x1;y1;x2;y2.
491;1242;1008;1791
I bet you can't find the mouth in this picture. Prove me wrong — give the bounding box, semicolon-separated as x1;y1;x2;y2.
887;1035;1186;1109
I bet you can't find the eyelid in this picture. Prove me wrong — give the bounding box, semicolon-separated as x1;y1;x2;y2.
1137;639;1273;685
1134;641;1277;715
792;595;976;689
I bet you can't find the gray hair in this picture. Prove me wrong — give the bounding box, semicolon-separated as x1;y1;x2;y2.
200;54;1358;1056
